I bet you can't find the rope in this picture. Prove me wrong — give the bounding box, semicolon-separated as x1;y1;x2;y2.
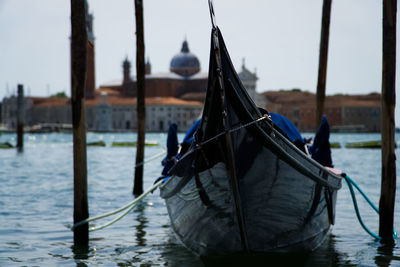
343;174;397;240
199;114;269;147
71;179;163;232
73;151;165;229
71;150;166;231
135;150;166;168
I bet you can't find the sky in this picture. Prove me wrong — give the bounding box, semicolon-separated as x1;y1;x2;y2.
1;0;399;124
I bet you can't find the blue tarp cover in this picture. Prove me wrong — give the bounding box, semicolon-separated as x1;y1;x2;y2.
269;112;303;143
162;113;333;176
309;115;333;167
182;119;201;145
161;123;178;175
269;112;333;167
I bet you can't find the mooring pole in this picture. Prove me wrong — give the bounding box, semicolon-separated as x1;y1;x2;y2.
16;84;24;151
133;0;146;196
70;0;89;245
379;0;397;244
315;0;332;130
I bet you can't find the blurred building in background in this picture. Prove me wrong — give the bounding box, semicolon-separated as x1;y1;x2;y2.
263;89;381;133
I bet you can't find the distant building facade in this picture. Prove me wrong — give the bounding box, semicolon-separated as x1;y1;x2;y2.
237;59;265;108
84;95;202;132
262;90;381;132
1;95;202;132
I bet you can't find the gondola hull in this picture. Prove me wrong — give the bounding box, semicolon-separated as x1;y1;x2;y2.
160;128;341;256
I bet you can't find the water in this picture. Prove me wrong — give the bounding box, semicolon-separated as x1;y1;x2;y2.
1;132;400;266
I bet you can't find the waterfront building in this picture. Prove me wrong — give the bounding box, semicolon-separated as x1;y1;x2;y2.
262;90;381;133
0;94;202;133
238;59;258;101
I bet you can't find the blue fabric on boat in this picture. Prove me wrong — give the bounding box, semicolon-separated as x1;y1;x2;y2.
269;112;304;143
166;122;179;157
161;123;179;175
309;115;333;167
162;114;333;175
182;119;202;145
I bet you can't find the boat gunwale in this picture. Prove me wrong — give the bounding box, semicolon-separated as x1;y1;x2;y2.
160;118;342;195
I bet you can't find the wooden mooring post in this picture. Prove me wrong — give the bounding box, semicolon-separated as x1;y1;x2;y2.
379;0;397;244
315;0;332;130
16;84;24;151
70;0;89;245
133;0;146;196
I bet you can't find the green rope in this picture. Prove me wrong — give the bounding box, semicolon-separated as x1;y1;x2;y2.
344;174;397;240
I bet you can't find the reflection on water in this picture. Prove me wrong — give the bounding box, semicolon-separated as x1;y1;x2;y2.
305;234;355;267
199;234;343;267
375;243;394;267
112;202;204;266
71;244;89;266
201;252;309;267
200;233;396;267
134;203;148;247
160;233;204;267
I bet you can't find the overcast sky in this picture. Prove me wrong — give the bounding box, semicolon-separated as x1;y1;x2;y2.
1;0;400;124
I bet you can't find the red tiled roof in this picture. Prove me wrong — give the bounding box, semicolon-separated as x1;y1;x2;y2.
94;96;203;106
30;95;202;107
262;90;380;108
29;97;69;107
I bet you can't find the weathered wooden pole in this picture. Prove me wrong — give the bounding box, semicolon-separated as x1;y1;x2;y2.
70;0;89;245
379;0;397;243
16;84;24;151
315;0;332;130
133;0;146;196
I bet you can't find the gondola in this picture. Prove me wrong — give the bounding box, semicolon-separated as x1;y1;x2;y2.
159;1;342;257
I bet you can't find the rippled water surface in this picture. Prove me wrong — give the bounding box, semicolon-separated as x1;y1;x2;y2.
1;132;400;266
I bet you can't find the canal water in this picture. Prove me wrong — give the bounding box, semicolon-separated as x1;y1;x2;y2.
1;132;400;266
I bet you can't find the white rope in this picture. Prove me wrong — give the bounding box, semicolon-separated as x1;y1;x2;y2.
71;180;164;231
71;150;166;231
135;150;167;168
89;180;163;231
200;114;269;146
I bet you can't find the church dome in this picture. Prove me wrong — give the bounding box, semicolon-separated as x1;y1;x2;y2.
170;40;200;76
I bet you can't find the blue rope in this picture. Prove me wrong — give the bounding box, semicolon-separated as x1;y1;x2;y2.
343;174;397;240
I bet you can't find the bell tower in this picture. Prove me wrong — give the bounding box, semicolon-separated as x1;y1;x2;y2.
123;57;132;83
145;57;151;75
84;0;95;99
